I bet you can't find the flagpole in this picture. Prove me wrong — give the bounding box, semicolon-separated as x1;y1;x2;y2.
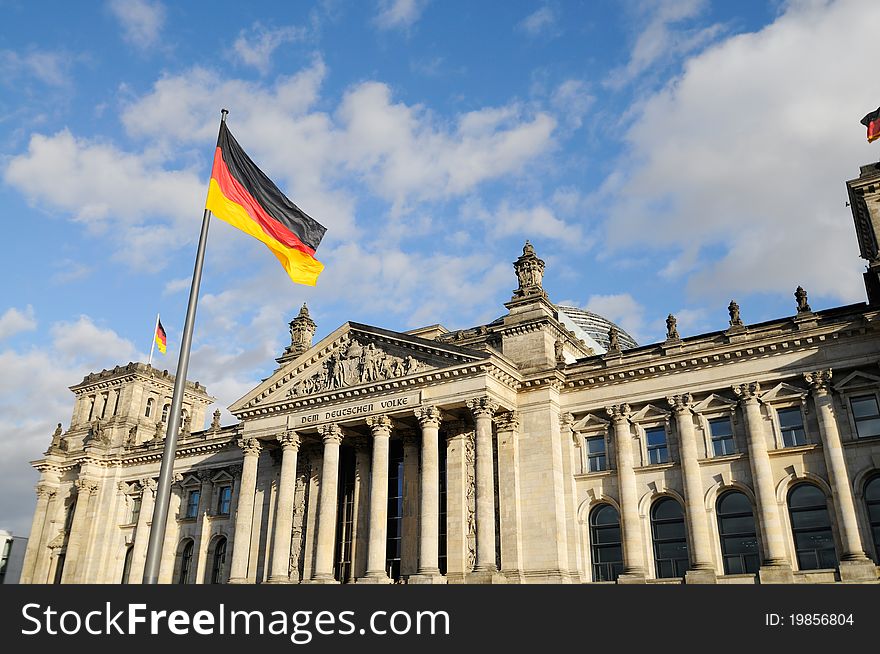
148;312;159;367
142;109;227;584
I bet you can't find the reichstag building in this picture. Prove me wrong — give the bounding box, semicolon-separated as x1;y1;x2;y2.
18;163;880;585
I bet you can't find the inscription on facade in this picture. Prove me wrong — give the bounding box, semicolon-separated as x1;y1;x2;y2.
290;392;422;427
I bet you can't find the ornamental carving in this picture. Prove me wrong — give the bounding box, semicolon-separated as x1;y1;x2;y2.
512;240;545;298
464;432;476;571
667;393;694;414
286;338;425;397
804;369;833;393
74;478;99;495
277;431;301;450
237;437;262;456
605;404;631;424
319;423;343;445
415;405;442;428
795;286;812;313
466;396;498;418
494;411;521;432
286;303;317;358
366;414;393;434
666;314;680;341
732;382;761;402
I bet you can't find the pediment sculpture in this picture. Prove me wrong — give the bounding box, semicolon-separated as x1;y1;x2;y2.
286;339;426;397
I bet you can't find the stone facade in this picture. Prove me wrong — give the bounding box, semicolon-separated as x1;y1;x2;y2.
19;165;880;585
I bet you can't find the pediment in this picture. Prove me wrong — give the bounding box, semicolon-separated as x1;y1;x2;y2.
832;370;880;392
571;413;610;432
760;382;808;403
230;322;488;414
692;394;737;413
630;404;670;422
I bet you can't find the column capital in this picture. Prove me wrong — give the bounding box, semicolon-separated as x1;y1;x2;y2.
74;478;99;495
667;393;694;415
415;405;442;427
366;414;393;436
319;423;343;445
139;477;157;493
466;396;498;418
35;483;57;500
804;369;833;394
277;431;301;450
732;382;761;403
237;437;262;456
605;403;631;424
197;468;214;482
494;411;520;432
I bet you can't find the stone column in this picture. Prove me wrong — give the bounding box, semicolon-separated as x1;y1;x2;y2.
400;432;420;577
311;424;343;583
361;415;393;582
129;478;156;581
20;482;58;584
494;412;524;582
158;475;184;583
467;396;504;582
352;438;371;579
733;383;793;583
228;437;262;583
61;478;99;583
410;406;445;583
193;469;214;583
606;404;646;581
269;431;300;583
804;370;877;581
443;424;469;582
668;394;716;583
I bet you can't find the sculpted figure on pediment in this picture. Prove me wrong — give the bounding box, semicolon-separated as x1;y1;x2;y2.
286;338;427;397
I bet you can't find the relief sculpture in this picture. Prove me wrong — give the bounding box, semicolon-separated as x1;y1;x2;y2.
287;339;425;397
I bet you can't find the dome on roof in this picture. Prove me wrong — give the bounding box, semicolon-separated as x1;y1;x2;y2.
555;305;639;351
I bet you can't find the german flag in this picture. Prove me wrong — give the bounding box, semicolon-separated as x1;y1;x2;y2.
862;106;880;143
206;122;327;285
155;319;167;355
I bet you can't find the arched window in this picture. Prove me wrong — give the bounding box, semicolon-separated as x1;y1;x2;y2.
864;476;880;563
177;540;194;584
788;484;837;570
589;504;623;582
210;537;228;584
161;403;170;423
121;546;134;584
179;409;189;432
651;497;689;578
145;398;154;418
716;491;759;574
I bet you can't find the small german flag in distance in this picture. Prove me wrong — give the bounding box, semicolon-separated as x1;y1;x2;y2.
155;319;167;355
862;106;880;143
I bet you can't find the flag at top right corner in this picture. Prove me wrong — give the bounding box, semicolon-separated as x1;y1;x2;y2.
862;106;880;143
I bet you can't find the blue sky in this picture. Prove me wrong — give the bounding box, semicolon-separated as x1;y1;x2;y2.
1;0;878;535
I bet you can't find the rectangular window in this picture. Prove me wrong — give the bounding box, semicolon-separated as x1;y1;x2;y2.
128;495;141;524
709;417;736;456
645;426;669;464
184;490;200;519
217;486;232;515
851;395;880;439
777;407;807;447
585;435;607;472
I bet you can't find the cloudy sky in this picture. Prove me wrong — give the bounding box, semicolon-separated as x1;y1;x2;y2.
1;0;878;535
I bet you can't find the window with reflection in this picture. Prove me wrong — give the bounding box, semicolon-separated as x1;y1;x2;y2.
777;407;807;447
128;495;142;525
145;398;154;418
851;395;880;439
585;435;607;472
210;537;227;584
716;491;759;574
161;403;170;423
589;504;623;582
651;498;690;578
177;540;194;584
217;485;232;515
709;417;735;456
184;490;200;519
788;484;837;570
645;426;669;464
864;476;880;563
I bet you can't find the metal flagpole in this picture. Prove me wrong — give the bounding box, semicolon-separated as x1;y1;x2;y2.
142;109;228;584
148;312;159;367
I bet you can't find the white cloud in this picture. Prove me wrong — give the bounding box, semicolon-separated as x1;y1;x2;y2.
605;0;723;89
373;0;430;31
584;293;647;343
0;306;37;340
604;0;880;302
50;316;140;365
0;49;73;87
107;0;166;51
233;22;309;75
467;199;585;243
518;6;559;38
551;79;594;129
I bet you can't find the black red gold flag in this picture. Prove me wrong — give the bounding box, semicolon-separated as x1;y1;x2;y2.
861;106;880;143
155;319;167;354
205;123;327;285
